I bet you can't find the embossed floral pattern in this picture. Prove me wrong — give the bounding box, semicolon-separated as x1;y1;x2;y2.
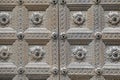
72;12;85;25
0;46;10;60
0;12;10;25
107;12;120;25
72;47;87;60
30;46;45;59
106;46;120;61
31;12;43;25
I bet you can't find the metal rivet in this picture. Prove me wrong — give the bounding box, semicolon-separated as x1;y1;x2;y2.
50;0;58;5
51;32;58;40
17;32;24;40
18;0;24;5
51;67;59;75
60;0;66;5
94;32;102;40
95;67;103;75
60;32;67;40
17;67;25;74
61;67;68;75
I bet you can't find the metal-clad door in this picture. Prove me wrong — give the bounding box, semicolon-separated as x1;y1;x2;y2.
0;0;120;80
0;0;59;80
59;0;120;80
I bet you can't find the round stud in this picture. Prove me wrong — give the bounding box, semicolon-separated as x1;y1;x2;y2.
0;46;10;60
60;32;67;40
51;32;58;40
51;67;59;75
17;0;24;5
60;67;68;75
0;12;10;25
30;46;45;60
17;67;25;74
73;12;85;25
73;47;87;60
17;32;24;40
60;0;66;5
93;0;101;4
31;12;43;25
50;0;58;5
94;32;102;40
95;67;103;75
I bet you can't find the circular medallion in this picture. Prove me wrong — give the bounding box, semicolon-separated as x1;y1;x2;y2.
73;47;87;60
72;12;85;25
0;12;10;25
106;47;120;61
0;46;10;60
30;46;45;59
107;12;120;25
31;12;43;25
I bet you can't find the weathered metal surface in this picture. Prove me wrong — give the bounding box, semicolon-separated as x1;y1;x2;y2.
0;0;59;80
59;0;120;80
0;0;120;80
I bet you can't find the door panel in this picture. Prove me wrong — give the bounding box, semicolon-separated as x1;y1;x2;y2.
59;0;94;80
0;0;120;80
0;1;17;79
0;0;59;80
59;0;120;80
101;1;120;80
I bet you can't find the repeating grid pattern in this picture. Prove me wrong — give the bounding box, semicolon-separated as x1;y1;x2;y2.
0;0;59;80
59;0;120;80
0;0;120;80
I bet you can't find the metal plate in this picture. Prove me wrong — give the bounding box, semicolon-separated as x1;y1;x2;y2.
0;0;120;80
0;0;59;80
59;0;120;80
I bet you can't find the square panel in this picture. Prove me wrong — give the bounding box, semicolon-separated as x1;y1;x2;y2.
67;43;94;77
0;11;12;28
28;45;46;62
101;4;120;31
0;45;17;79
102;45;120;76
104;11;120;28
28;11;46;28
68;45;94;65
66;5;93;30
103;45;120;69
70;11;87;28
